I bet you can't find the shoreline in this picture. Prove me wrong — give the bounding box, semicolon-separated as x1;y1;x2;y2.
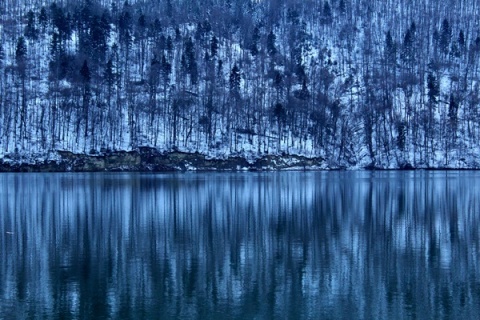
0;149;325;172
0;149;478;172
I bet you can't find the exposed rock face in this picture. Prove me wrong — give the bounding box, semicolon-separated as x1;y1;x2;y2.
2;148;477;172
0;149;326;172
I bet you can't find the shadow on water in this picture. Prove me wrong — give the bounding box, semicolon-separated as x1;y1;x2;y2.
1;171;480;319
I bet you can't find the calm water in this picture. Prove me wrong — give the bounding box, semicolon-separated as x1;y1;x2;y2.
1;171;480;319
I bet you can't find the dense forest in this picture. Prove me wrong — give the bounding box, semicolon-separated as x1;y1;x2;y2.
1;0;480;168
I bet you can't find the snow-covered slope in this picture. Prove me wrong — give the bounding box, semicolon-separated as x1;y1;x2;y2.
1;0;480;169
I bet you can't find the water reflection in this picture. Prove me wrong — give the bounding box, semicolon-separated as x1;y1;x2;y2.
1;171;480;319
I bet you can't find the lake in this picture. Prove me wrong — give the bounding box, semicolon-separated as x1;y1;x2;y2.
1;171;480;319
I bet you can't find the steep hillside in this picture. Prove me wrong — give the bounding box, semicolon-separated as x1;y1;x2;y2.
1;0;480;169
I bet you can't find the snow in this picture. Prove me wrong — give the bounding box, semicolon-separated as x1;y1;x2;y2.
0;1;479;169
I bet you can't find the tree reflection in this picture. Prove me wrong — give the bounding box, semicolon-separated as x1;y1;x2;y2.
1;171;480;319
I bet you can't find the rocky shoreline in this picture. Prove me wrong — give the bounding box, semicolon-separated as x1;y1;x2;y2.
0;148;327;172
1;148;478;172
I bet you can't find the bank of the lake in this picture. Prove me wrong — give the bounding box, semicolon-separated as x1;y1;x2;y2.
0;148;328;172
0;148;478;172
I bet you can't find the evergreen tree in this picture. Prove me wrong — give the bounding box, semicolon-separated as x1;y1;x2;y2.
273;70;283;91
458;30;466;56
211;35;218;58
25;10;38;40
427;73;439;104
166;0;173;18
273;102;286;123
118;5;132;47
166;36;173;56
230;63;241;96
448;94;458;127
0;43;4;68
322;1;332;24
401;24;415;66
295;62;306;83
150;18;162;40
90;14;110;62
175;27;182;41
16;37;28;77
48;31;69;82
440;18;451;55
51;4;71;42
295;78;310;100
250;26;260;56
181;53;188;75
138;13;147;34
410;21;416;34
217;59;223;78
80;60;91;83
104;58;116;88
149;54;160;84
195;22;204;41
158;34;166;51
267;30;277;56
39;7;48;31
161;54;171;84
50;32;60;57
385;30;397;64
458;30;465;48
338;0;346;15
184;37;198;85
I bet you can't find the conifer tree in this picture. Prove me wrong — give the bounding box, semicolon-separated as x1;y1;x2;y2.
385;30;397;64
39;7;48;32
0;43;4;68
322;1;332;24
25;10;38;40
15;37;27;78
250;26;260;56
267;31;277;56
210;36;218;58
230;63;241;96
184;37;198;85
440;18;451;55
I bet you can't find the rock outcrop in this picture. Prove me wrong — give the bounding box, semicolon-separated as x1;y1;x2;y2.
0;149;326;172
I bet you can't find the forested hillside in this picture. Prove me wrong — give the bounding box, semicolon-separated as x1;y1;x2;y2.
1;0;480;168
